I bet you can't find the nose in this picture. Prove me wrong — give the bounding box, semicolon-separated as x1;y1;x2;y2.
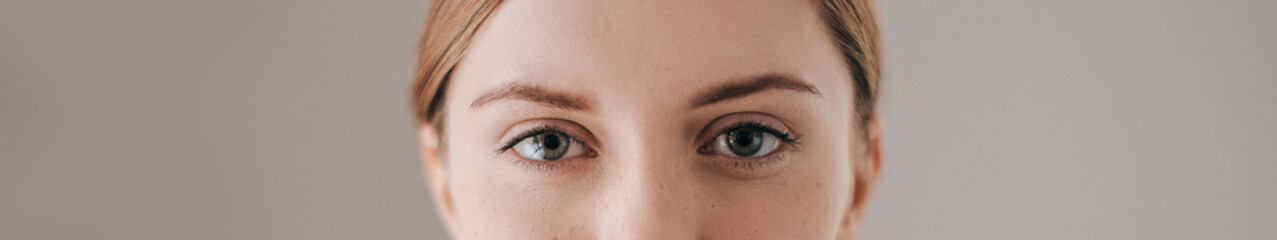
597;140;701;239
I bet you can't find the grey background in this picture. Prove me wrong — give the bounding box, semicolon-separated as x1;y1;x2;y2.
1;0;1273;239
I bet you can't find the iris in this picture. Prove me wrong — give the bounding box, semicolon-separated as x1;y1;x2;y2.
725;128;763;157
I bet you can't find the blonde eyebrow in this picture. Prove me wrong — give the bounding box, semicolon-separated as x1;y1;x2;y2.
470;73;816;111
690;73;821;108
469;83;594;111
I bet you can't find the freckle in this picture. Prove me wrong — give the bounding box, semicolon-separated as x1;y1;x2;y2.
816;181;822;187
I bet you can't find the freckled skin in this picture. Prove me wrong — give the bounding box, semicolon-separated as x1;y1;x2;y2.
419;0;877;239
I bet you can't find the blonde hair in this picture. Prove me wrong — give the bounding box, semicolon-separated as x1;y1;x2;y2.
411;0;881;203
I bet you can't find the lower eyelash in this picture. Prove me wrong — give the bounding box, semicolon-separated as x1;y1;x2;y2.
496;125;593;172
712;145;791;171
507;154;563;171
503;148;593;173
697;120;802;156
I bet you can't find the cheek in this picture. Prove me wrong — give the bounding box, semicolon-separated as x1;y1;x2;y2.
446;154;596;238
700;148;850;238
441;111;597;237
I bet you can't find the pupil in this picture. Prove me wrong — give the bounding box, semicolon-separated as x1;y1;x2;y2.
732;129;754;146
542;134;562;150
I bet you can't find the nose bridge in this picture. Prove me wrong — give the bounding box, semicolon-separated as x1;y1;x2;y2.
598;120;699;239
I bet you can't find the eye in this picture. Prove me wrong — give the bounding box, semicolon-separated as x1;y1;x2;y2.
510;131;589;161
709;125;786;158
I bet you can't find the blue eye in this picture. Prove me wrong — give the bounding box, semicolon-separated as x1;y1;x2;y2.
511;131;588;161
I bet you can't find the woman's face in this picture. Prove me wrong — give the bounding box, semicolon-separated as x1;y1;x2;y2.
423;0;869;238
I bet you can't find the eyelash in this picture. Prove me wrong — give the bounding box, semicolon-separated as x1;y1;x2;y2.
699;121;800;171
495;125;592;172
496;125;587;154
720;121;799;143
497;121;800;172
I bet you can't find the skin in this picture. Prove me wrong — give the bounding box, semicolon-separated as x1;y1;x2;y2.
418;0;881;239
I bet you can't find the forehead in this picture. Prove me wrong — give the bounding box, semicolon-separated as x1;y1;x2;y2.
453;0;850;106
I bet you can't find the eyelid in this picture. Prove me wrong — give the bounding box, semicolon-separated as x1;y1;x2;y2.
495;121;598;174
495;119;599;154
692;113;801;178
709;149;789;173
695;112;801;149
702;133;794;179
717;121;797;143
497;126;567;153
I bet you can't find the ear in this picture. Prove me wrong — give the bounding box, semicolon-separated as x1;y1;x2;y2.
419;124;460;235
839;116;883;239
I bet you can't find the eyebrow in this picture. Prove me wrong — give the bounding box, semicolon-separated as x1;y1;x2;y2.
689;73;821;108
470;83;594;111
468;73;819;112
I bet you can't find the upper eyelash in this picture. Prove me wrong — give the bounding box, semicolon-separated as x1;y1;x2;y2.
499;121;795;155
718;121;799;143
496;125;583;154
